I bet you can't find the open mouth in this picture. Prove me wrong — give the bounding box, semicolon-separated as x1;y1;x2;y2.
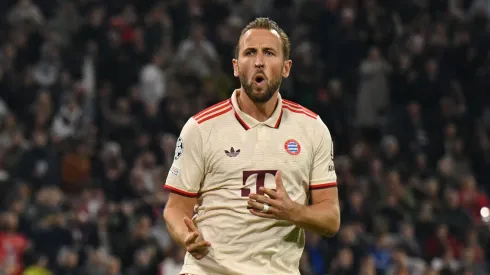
254;74;265;84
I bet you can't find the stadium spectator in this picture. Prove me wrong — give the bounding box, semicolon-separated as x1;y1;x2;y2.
0;0;488;274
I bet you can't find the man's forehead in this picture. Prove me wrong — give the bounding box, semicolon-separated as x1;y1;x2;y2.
240;28;282;48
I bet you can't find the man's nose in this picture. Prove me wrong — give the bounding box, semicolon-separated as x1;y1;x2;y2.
254;54;264;68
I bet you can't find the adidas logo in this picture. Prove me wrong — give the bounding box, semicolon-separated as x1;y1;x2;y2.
225;147;240;157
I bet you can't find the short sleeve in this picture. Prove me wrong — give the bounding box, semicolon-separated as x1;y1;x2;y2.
164;118;204;197
310;118;337;189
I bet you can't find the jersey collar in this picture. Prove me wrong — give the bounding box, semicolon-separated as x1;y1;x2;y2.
231;89;283;130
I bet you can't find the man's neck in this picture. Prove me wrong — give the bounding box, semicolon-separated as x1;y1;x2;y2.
237;88;278;122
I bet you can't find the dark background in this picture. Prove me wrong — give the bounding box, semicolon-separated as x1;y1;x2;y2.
0;0;489;274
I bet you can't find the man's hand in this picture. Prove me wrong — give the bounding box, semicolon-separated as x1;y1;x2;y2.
183;216;211;260
248;171;302;221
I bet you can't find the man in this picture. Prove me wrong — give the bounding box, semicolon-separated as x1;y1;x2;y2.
163;17;340;275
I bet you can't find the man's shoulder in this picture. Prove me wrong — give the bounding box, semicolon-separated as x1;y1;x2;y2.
281;99;329;130
178;99;237;153
280;99;330;144
281;99;318;121
191;99;233;125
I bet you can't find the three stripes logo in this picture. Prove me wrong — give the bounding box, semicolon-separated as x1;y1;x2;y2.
225;147;240;157
284;139;301;155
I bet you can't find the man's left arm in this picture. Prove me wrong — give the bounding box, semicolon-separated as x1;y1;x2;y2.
290;187;340;237
291;120;340;236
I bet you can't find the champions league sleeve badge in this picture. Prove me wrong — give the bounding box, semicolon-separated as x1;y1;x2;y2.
174;137;184;160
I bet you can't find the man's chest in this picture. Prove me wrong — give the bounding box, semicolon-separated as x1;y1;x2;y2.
203;126;312;196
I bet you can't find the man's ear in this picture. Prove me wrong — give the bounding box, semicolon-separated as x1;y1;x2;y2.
232;59;239;77
282;59;292;78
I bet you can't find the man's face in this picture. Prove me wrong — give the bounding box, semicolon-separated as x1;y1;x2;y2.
233;29;291;103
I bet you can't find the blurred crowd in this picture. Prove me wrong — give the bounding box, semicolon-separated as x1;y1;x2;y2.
0;0;489;274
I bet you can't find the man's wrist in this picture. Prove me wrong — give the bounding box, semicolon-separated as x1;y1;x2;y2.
288;202;306;224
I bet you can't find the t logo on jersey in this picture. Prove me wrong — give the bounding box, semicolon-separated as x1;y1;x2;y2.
241;170;277;197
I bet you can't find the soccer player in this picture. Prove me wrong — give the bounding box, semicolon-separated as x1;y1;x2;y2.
163;17;340;275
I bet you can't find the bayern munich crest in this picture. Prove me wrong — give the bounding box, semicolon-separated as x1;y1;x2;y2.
284;139;301;155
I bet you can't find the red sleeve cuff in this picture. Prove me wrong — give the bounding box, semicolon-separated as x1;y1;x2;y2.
164;185;199;197
310;182;337;190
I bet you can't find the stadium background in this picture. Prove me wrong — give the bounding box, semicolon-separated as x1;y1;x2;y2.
0;0;489;274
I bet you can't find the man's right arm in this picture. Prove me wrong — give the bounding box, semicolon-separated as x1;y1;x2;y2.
163;193;197;246
162;118;205;246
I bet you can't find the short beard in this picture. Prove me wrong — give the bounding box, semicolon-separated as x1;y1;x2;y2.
239;73;282;103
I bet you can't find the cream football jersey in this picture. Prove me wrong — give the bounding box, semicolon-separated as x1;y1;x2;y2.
164;89;337;275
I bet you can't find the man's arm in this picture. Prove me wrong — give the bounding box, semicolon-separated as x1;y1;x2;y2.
163;193;197;246
164;192;211;260
297;117;340;236
161;117;205;246
290;187;340;237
